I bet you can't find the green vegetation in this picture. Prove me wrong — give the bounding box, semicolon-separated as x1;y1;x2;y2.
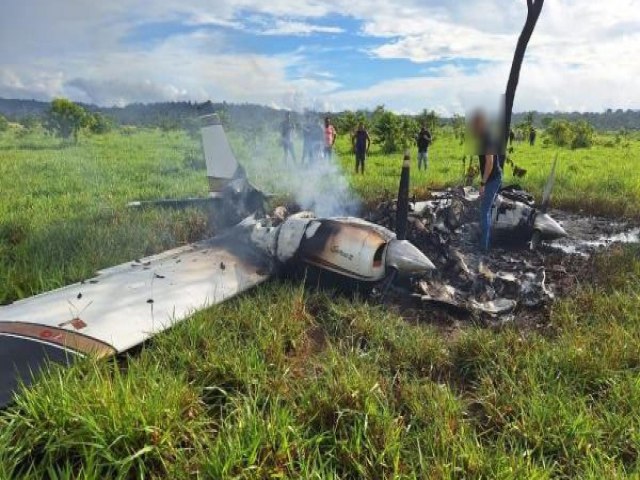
0;123;640;478
0;114;9;132
545;119;595;149
0;129;208;304
45;98;92;143
87;112;114;135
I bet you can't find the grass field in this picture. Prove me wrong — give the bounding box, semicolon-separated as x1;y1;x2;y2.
1;126;640;478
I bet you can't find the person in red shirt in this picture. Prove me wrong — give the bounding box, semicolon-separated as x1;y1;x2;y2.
323;117;337;160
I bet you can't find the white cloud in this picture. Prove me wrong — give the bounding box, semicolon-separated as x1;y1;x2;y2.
261;20;344;36
0;0;638;113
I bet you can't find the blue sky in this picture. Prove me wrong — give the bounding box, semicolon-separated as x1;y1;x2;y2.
122;13;443;91
0;0;638;113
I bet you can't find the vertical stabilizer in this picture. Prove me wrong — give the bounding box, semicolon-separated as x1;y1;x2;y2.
200;114;240;198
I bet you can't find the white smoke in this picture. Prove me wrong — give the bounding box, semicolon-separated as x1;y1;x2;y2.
231;113;360;218
280;153;359;218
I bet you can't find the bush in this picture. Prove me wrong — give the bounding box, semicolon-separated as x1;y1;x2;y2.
0;114;8;132
45;98;90;142
372;108;417;154
571;121;594;149
417;109;439;133
88;113;114;134
334;111;360;136
545;119;594;149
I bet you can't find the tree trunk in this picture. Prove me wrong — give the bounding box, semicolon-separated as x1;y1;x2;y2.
501;0;544;155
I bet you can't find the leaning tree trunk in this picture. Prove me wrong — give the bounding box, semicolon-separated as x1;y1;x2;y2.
501;0;544;155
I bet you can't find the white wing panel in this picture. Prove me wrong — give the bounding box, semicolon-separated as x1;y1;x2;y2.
0;239;271;353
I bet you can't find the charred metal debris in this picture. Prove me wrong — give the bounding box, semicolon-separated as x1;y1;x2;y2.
358;186;637;323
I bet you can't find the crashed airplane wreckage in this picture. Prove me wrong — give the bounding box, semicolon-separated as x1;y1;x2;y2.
370;158;568;320
0;115;434;408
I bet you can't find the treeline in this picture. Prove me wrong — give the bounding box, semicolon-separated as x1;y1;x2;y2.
0;98;629;153
0;98;281;133
1;98;639;132
512;110;640;132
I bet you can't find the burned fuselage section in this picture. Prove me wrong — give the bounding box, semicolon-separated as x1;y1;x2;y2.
409;186;567;246
246;213;435;284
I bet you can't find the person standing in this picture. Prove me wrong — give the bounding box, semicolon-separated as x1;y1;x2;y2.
323;117;337;160
352;122;370;174
471;111;502;252
416;125;432;171
280;112;296;165
529;127;537;146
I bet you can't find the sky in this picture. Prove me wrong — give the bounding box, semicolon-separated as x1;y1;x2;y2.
0;0;638;114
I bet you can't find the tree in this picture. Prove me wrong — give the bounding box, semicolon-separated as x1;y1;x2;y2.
501;0;545;154
372;109;417;154
545;119;594;149
87;113;113;134
156;115;181;132
417;109;439;134
372;110;401;154
335;110;358;135
46;98;89;142
0;114;8;133
545;119;574;147
399;116;418;151
541;117;553;129
451;114;466;144
570;120;594;149
525;111;535;128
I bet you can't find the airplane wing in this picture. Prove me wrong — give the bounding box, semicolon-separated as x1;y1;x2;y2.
0;233;273;408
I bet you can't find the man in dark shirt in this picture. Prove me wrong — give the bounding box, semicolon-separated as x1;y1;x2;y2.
471;111;503;252
416;125;432;171
280;112;296;165
352;122;371;174
529;127;537;146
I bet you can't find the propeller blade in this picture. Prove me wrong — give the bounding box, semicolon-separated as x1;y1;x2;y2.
540;154;558;214
395;152;411;240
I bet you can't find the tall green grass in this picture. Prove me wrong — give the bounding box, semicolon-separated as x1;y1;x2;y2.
0;129;208;303
1;128;640;478
333;132;640;217
2;248;640;478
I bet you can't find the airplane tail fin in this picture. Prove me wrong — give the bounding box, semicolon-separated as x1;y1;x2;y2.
200;114;241;198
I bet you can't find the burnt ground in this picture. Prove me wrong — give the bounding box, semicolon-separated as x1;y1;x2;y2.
276;194;639;335
364;200;640;335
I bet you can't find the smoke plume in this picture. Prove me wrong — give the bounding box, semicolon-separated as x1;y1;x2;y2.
229;112;360;218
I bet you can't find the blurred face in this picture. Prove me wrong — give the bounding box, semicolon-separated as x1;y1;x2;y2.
358;123;364;130
471;113;487;137
325;118;330;127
